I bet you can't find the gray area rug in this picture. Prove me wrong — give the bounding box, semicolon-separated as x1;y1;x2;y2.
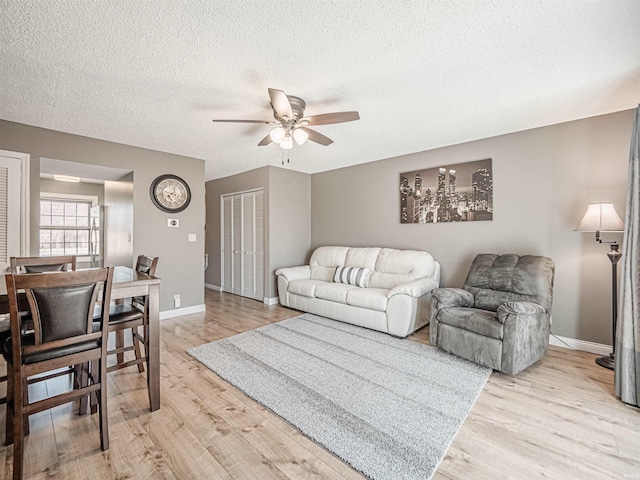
187;314;491;480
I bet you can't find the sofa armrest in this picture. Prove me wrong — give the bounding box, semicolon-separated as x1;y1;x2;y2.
388;278;439;298
429;288;474;345
431;288;474;308
497;301;545;323
499;301;551;375
275;265;311;282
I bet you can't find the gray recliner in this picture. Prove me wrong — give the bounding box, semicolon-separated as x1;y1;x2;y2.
430;254;555;375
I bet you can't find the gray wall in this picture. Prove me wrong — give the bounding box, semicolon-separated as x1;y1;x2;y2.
311;110;633;346
0;120;205;313
205;166;311;299
268;167;311;296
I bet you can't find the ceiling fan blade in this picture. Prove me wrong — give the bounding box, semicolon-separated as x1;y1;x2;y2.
268;88;293;120
212;119;274;124
305;111;360;126
301;127;333;146
257;133;273;146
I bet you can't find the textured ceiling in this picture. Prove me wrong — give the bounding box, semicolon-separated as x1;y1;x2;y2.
1;1;639;181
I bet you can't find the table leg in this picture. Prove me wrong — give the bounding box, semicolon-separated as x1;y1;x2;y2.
147;283;160;411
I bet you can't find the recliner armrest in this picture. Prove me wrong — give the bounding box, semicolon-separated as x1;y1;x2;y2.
497;301;546;323
275;265;311;282
431;288;474;308
388;278;439;298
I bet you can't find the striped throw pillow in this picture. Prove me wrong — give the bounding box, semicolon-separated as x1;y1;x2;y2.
333;266;372;288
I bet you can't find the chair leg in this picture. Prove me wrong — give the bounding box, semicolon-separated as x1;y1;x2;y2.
5;361;13;446
132;326;145;373
97;358;109;451
22;376;29;436
77;362;89;415
12;372;25;480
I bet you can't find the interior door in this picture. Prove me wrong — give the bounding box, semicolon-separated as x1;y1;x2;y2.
0;155;22;273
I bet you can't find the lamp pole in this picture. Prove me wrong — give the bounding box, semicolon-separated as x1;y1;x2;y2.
595;242;622;370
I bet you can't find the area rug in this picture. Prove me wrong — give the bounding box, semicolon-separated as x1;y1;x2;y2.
187;314;490;480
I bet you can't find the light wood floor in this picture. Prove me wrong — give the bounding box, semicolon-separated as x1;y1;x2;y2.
1;289;639;479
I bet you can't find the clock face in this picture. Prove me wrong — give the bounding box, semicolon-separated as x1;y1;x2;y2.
149;175;191;213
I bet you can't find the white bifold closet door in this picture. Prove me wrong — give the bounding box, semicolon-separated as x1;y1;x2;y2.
221;189;264;301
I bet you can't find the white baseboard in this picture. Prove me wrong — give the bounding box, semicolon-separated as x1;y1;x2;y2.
205;283;221;291
549;334;611;356
160;304;206;320
263;296;279;305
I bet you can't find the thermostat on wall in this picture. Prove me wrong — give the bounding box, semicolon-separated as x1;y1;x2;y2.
167;219;179;228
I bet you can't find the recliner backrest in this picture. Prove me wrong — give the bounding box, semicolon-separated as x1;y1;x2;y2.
463;254;555;313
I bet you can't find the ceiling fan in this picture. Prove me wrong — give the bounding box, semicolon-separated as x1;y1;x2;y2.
212;88;360;149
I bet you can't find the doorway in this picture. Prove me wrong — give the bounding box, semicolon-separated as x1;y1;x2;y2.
39;157;133;268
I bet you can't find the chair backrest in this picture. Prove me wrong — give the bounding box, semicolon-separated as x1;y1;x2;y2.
5;268;114;361
10;256;77;274
135;255;158;276
463;254;555;313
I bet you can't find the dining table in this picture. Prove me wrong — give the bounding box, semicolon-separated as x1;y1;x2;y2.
0;265;162;412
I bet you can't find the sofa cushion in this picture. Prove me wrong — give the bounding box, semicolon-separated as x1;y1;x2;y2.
345;247;380;269
310;246;349;281
333;266;372;287
437;307;503;340
315;283;357;303
346;288;389;312
369;248;436;289
288;279;326;298
464;254;555;312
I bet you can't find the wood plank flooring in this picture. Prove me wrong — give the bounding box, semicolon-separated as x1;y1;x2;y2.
1;289;639;479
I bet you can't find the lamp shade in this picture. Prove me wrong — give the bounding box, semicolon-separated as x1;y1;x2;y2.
574;203;625;232
269;127;286;144
293;128;309;145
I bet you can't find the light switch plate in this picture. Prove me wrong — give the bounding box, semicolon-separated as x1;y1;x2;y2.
168;219;179;227
188;234;196;242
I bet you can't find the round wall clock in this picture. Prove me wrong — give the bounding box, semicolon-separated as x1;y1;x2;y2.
149;174;191;213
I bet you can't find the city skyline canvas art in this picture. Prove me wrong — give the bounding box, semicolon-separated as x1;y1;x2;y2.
400;159;493;223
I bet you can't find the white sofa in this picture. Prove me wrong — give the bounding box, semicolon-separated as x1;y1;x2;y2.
275;246;440;337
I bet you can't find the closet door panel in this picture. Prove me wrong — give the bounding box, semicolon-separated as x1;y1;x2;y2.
241;192;255;299
232;194;243;295
222;196;233;293
254;190;265;301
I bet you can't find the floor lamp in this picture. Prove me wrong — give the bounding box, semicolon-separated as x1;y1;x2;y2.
574;202;625;370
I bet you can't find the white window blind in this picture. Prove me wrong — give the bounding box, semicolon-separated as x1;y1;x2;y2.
0;166;8;262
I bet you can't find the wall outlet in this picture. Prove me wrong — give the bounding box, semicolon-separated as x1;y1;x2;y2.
174;294;181;308
168;219;179;228
188;233;196;242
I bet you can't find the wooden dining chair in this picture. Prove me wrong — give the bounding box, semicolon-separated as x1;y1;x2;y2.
10;255;77;274
2;256;79;412
104;255;158;374
4;267;114;480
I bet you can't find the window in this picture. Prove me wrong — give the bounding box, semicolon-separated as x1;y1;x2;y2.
39;195;96;256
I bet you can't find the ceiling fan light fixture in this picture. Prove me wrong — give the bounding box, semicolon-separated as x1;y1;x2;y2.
293;128;309;145
280;134;293;150
270;126;286;143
